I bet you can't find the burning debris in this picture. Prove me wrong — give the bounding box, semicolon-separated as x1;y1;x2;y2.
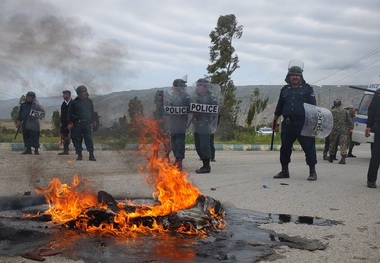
32;117;225;237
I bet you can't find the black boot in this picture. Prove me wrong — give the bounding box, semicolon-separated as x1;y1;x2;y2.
339;155;346;164
34;148;39;155
21;147;32;155
328;154;336;163
77;151;83;161
89;151;96;161
174;158;183;171
196;159;211;174
58;145;69;155
323;152;328;161
274;164;290;179
307;166;317;181
347;150;356;158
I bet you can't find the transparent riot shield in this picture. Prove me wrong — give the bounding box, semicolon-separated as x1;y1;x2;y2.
301;103;333;138
26;101;45;131
187;82;220;134
163;85;191;134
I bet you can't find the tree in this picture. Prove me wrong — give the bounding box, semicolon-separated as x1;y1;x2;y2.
51;110;61;131
128;96;144;123
10;95;26;121
207;14;243;140
246;88;269;130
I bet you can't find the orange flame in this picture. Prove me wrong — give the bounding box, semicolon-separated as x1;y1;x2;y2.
34;117;222;236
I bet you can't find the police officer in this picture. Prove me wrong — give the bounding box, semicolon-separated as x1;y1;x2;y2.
192;78;219;174
273;61;318;181
365;88;380;188
58;90;72;155
153;89;171;161
328;99;352;164
15;91;44;155
164;79;190;170
67;85;97;161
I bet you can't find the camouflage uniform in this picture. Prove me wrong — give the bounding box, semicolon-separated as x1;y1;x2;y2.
329;106;352;156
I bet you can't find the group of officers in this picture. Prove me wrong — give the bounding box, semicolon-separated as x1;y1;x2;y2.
14;62;380;188
16;85;98;161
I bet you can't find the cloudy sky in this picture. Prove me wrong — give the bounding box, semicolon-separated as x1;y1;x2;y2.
1;0;380;99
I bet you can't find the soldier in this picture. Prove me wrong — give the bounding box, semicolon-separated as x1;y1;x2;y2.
164;79;190;170
67;85;97;161
15;91;44;155
328;99;352;164
273;60;318;181
58;90;72;155
189;78;220;174
365;88;380;188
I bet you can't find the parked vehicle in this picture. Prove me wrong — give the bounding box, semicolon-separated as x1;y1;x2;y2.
351;75;380;144
256;127;274;135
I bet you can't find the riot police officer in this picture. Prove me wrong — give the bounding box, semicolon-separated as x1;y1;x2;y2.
164;79;190;170
190;78;219;174
273;61;318;181
15;91;44;155
67;85;97;161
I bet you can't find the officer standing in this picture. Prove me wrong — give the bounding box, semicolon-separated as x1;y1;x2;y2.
164;79;190;170
67;85;97;161
15;91;44;155
191;78;219;174
347;107;357;158
273;60;318;181
328;99;352;164
58;90;72;155
365;88;380;188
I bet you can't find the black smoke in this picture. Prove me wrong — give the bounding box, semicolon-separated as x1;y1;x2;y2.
0;0;130;98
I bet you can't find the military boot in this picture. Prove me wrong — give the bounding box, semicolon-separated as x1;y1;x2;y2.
76;151;83;161
274;164;290;179
307;166;317;181
34;148;39;155
21;147;32;155
339;155;346;164
89;151;97;161
196;159;211;174
323;152;328;161
328;154;336;163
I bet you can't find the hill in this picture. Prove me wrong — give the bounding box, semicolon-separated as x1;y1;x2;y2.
0;85;365;128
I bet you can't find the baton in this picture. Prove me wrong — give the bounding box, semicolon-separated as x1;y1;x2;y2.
348;86;380;94
14;125;21;140
270;129;275;150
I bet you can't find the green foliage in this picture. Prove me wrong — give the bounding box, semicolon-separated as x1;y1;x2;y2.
128;96;144;122
246;88;269;129
207;14;243;141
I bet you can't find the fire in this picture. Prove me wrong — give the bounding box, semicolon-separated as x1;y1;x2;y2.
34;117;223;236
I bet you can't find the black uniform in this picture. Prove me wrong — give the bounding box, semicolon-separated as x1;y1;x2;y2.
60;99;72;153
67;97;95;155
274;83;317;169
366;90;380;187
17;101;41;151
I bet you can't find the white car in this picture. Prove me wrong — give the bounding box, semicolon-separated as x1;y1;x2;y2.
256;127;274;135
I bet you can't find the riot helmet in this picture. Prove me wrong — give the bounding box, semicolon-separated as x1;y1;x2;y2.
285;59;305;84
195;78;209;95
26;91;36;98
173;79;187;88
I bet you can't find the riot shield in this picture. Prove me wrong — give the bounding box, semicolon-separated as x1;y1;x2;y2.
163;85;191;134
187;82;220;134
301;103;333;138
26;101;45;131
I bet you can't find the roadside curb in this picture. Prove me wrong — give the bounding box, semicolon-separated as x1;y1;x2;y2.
1;143;325;151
